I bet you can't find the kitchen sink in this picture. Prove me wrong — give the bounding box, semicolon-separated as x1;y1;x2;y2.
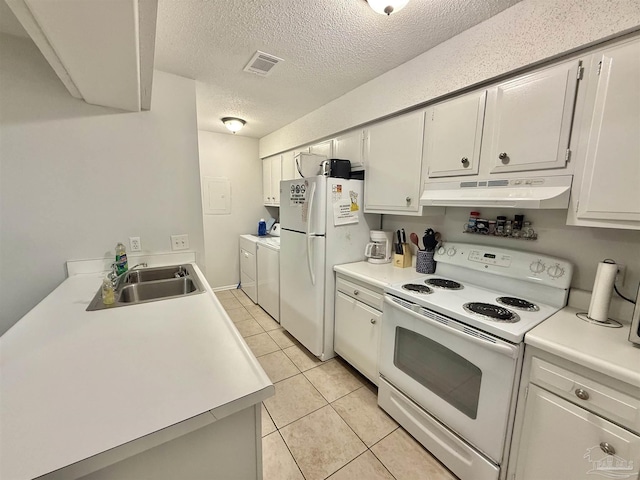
86;264;205;311
122;265;189;284
118;278;199;303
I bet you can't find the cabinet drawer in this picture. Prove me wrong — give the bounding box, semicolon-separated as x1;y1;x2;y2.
336;277;382;311
530;357;640;433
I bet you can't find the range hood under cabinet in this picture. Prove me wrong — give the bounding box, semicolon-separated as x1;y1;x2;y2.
420;175;572;209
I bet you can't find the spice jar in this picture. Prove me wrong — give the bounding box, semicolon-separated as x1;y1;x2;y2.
496;216;506;235
467;211;480;232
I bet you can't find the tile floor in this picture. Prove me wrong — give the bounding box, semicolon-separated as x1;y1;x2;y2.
216;288;458;480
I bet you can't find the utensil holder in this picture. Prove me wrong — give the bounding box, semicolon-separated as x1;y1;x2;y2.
416;250;436;274
393;244;412;268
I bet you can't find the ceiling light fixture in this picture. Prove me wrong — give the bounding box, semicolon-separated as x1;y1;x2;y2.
221;117;246;134
367;0;409;15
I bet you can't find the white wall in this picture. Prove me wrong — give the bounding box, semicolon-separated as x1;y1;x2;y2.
259;0;640;157
382;209;640;305
0;33;205;335
197;130;269;289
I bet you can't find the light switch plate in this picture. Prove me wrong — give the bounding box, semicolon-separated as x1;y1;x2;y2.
171;234;189;251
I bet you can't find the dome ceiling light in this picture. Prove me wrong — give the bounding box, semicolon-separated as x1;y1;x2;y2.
222;117;246;134
367;0;409;15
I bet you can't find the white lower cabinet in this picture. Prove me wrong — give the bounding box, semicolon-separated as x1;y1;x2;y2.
510;351;640;480
257;243;279;322
334;275;382;385
515;385;640;480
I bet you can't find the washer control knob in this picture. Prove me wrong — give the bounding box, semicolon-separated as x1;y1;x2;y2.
547;264;565;279
530;260;546;274
447;247;457;257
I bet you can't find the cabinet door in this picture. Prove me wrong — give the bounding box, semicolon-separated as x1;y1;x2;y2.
334;130;364;169
262;158;273;205
425;91;486;178
515;385;640;480
484;61;580;173
364;111;425;213
309;140;333;159
334;291;381;385
270;156;282;206
576;40;640;224
281;151;296;181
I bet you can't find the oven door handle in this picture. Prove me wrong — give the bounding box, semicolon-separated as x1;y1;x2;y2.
384;297;519;359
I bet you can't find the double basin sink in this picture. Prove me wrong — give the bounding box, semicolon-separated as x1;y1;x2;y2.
87;264;205;311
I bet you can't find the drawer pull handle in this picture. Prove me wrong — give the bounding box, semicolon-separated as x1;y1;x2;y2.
599;442;615;456
370;318;376;324
575;388;590;400
353;290;359;295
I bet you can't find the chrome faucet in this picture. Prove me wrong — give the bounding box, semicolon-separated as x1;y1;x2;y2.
108;262;148;288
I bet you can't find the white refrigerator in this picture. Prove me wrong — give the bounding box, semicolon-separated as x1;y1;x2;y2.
280;176;380;361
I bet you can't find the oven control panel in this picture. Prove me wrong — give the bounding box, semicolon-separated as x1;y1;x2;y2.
468;250;512;267
434;242;573;289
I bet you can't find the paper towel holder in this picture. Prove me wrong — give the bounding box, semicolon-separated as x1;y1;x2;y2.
576;259;623;328
575;312;622;328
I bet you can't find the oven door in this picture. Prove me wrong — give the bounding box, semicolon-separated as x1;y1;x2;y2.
380;295;522;463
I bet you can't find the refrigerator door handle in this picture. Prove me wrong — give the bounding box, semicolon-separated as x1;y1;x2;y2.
306;182;317;285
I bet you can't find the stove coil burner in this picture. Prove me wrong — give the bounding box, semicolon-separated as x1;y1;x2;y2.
463;302;520;323
496;296;540;312
402;284;433;294
425;278;463;290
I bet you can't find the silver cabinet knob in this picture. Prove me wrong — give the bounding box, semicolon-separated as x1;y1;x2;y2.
499;152;509;163
353;290;359;296
461;157;469;165
575;388;590;400
406;196;412;204
370;318;377;324
599;442;615;456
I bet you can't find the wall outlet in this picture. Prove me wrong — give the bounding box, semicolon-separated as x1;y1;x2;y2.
616;264;626;287
171;234;190;251
129;236;141;252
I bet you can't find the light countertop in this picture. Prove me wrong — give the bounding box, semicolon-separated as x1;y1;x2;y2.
334;261;423;289
525;306;640;388
0;264;273;480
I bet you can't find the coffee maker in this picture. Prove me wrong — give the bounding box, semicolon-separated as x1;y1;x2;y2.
364;230;393;264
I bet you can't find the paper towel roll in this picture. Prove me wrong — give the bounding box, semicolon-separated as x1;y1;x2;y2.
588;260;618;322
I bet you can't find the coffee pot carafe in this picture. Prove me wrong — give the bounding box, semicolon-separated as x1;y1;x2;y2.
364;230;393;264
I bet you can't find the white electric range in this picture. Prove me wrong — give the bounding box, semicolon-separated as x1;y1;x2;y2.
378;242;573;480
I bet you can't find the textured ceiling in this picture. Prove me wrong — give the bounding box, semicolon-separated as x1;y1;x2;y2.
1;0;523;139
155;0;522;138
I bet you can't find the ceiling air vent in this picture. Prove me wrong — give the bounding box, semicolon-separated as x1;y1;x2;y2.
243;51;284;76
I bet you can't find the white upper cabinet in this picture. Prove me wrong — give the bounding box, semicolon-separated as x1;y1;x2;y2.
364;110;425;214
334;130;365;169
483;61;580;174
309;140;334;159
281;151;296;181
424;91;486;178
262;155;281;206
569;38;640;229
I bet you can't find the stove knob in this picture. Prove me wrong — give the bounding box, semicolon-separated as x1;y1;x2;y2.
547;264;565;279
447;247;457;257
437;246;446;255
530;260;546;274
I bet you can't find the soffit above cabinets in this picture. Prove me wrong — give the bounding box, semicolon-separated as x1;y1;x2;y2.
5;0;157;112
